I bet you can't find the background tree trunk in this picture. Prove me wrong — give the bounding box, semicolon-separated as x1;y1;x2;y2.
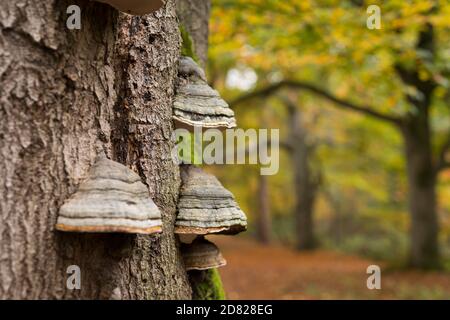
0;0;192;299
287;103;318;250
256;175;271;244
402;121;439;268
395;22;439;269
176;0;210;67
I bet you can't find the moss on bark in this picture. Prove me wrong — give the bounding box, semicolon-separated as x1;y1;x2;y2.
180;25;199;62
188;269;226;300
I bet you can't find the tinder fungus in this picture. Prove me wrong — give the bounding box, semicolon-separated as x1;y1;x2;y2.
173;56;237;131
181;237;227;271
175;165;247;237
55;156;162;234
94;0;163;15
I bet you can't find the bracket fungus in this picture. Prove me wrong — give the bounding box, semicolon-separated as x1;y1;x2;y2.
175;165;247;239
173;57;237;131
94;0;163;15
181;237;227;271
55;156;162;234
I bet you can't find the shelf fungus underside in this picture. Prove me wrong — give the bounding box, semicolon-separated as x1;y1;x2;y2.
95;0;163;16
181;238;227;271
55;157;162;234
175;166;247;235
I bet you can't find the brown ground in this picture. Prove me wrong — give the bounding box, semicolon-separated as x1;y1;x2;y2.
210;235;450;300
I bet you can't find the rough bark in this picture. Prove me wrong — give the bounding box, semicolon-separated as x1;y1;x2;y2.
256;174;271;244
0;0;192;299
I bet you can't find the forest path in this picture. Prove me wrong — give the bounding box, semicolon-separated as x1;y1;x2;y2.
211;236;450;299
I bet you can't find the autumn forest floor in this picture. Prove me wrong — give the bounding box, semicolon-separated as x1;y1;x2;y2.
211;235;450;299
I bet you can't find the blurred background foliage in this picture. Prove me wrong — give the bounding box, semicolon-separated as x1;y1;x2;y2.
204;0;450;265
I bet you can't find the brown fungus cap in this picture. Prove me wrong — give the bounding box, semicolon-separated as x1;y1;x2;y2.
181;237;227;271
55;156;162;234
173;57;237;131
94;0;163;16
175;165;247;235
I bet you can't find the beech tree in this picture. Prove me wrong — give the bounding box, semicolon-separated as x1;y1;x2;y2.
0;0;213;299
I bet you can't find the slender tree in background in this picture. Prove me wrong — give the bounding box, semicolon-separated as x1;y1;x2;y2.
283;98;321;250
255;109;272;244
0;0;214;299
257;174;272;244
232;96;322;249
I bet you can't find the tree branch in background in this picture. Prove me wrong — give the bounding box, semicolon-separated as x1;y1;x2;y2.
229;79;403;125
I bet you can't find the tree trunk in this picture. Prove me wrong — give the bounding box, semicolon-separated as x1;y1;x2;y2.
256;174;271;244
293;144;318;250
0;0;192;299
324;189;344;246
176;0;210;67
395;22;440;269
402;119;440;268
288;106;318;250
